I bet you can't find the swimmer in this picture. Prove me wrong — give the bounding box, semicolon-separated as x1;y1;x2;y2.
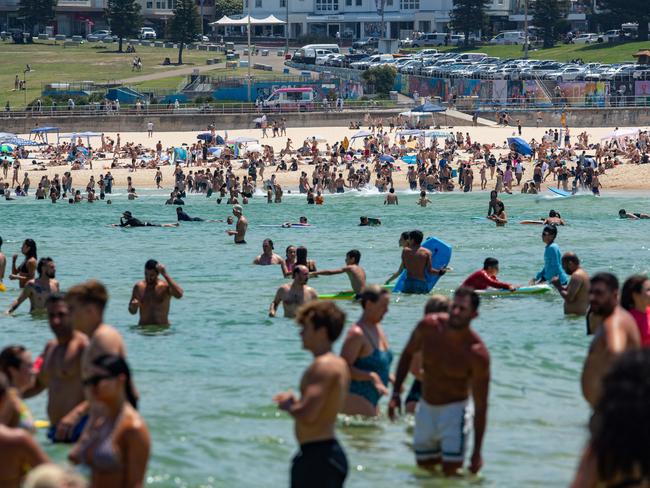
531;225;568;286
273;301;349;488
405;295;451;414
227;205;248;244
544;210;565;226
269;265;317;318
24;294;89;443
175;207;220;222
461;257;514;291
390;287;489;477
340;285;392;417
6;258;59;314
619;209;650;219
551;252;590;316
0;236;6;286
253;239;285;265
281;216;311;228
385;230;446;294
128;260;184;326
487;201;507;226
384;187;399;205
310;250;366;295
117;211;179;228
581;273;640;408
417;190;432;208
359;216;381;226
9;239;37;289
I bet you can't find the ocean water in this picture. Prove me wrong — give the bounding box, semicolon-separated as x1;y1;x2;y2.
1;188;649;488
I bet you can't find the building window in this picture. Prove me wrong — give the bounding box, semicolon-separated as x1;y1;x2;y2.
400;0;418;9
316;0;338;11
255;0;261;6
280;0;286;6
386;0;393;4
346;0;351;5
167;0;173;8
356;0;361;5
146;1;152;7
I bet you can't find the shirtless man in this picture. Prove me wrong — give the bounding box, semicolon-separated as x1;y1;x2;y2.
24;294;88;442
253;239;284;265
389;287;490;476
581;273;640;408
385;230;446;294
227;204;248;244
6;258;59;314
544;210;565;226
311;249;366;295
417;191;431;207
269;265;317;318
551;253;590;316
618;209;650;219
273;301;350;488
128;260;184;326
384;187;399;205
63;280;133;430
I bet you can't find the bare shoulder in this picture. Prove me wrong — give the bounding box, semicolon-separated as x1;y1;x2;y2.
470;333;491;365
345;323;364;341
315;353;347;375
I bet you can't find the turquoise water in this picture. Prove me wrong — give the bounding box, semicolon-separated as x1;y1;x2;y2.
2;188;649;487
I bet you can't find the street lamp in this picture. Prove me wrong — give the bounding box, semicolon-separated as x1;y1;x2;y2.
247;0;251;102
23;64;31;108
523;0;529;59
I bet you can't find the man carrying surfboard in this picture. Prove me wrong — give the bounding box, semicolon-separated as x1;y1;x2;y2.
385;230;447;294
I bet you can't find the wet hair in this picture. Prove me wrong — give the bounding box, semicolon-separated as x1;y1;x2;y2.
263;239;274;250
36;257;53;277
0;345;27;385
619;209;626;217
296;246;309;266
285;245;296;257
346;249;360;264
0;236;2;248
454;286;480;312
45;292;66;307
65;280;109;311
0;372;7;400
562;253;580;266
92;354;138;409
424;295;450;314
359;284;389;309
483;257;499;270
409;230;424;246
621;275;649;311
400;231;409;242
145;259;158;271
549;209;558;218
590;349;650;483
542;225;557;237
591;272;619;293
296;301;346;343
23;239;37;259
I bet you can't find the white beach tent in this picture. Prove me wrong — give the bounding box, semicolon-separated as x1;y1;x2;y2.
600;128;640;140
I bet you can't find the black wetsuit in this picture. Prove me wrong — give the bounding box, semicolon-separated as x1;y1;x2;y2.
120;217;153;227
291;439;348;488
177;210;204;222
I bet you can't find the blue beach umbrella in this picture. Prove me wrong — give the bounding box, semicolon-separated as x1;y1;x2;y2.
507;137;533;156
0;143;14;153
401;155;417;164
379;154;394;163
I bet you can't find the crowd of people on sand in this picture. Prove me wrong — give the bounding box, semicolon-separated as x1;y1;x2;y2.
3;157;650;487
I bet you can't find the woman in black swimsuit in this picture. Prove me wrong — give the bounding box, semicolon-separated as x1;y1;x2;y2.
9;238;37;288
296;246;317;273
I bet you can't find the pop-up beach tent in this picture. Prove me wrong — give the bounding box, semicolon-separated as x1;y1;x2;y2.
29;127;59;144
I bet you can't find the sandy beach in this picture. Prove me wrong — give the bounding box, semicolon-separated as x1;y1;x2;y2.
6;124;650;192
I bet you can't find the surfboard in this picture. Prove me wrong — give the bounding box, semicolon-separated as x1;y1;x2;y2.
392;236;452;294
259;223;313;228
519;220;544;225
318;285;394;301
548;187;572;197
476;284;553;297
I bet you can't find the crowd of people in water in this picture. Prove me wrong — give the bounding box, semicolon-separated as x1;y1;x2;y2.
2;177;650;487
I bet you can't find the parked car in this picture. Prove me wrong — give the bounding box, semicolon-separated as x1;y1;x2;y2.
490;31;525;45
350;54;392;70
543;65;586;82
573;33;598;44
139;27;157;40
86;30;116;42
315;52;336;65
352;37;378;50
597;30;625;43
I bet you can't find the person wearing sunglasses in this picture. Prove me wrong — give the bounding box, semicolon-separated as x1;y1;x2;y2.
530;225;568;286
69;355;150;488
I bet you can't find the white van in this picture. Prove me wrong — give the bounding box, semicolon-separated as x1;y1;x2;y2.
293;47;335;64
264;87;315;111
490;31;525;45
458;52;487;62
412;33;447;48
300;44;340;54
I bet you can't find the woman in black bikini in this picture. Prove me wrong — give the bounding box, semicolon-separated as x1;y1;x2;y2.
9;239;37;289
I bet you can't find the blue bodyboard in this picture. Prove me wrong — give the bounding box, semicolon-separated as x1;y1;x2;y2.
393;236;453;293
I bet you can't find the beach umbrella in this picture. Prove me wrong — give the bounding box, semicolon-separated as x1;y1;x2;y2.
507;137;533;156
232;136;259;144
2;137;44;147
197;133;213;142
424;130;453;139
396;129;423;136
412;101;446;113
379;155;394;163
245;143;263;154
351;130;372;140
342;137;349;150
0;143;14;153
601;128;639;140
0;132;17;141
402;155;417;164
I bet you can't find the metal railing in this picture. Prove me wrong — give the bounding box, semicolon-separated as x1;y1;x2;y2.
0;99;408;118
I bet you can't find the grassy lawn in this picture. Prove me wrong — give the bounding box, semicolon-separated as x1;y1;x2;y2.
0;40;223;107
406;40;650;64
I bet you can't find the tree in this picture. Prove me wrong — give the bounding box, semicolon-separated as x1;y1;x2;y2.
18;0;57;34
362;66;396;97
532;0;569;48
105;0;142;52
215;0;243;19
450;0;489;47
597;0;650;40
169;0;201;65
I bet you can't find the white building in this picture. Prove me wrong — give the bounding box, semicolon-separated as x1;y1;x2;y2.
247;0;454;40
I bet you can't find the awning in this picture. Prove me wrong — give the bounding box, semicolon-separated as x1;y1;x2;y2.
211;15;286;26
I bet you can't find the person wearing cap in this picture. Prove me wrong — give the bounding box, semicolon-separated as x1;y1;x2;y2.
118;211;177;228
227;204;248;244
